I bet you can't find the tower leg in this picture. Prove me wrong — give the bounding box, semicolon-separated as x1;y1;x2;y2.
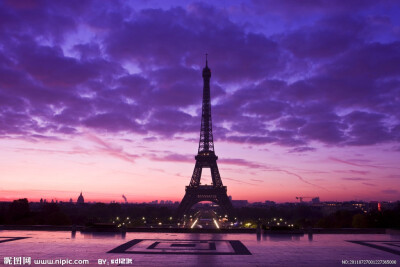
176;192;194;218
176;186;235;220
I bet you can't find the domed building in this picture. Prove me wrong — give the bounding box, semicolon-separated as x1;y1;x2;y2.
77;192;84;204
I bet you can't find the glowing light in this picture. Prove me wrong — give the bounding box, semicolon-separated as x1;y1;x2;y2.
213;219;220;229
191;219;199;228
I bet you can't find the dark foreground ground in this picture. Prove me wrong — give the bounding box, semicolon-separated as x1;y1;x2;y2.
1;230;399;266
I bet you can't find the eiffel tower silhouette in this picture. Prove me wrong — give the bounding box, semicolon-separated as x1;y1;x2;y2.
176;55;234;218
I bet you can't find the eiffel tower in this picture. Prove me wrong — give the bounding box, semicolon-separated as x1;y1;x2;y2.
176;55;234;218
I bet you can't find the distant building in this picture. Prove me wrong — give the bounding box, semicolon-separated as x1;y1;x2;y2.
77;192;84;204
158;200;173;205
368;201;380;211
265;201;276;206
312;197;320;204
232;200;249;208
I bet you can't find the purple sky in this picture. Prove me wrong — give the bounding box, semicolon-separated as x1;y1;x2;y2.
0;0;400;203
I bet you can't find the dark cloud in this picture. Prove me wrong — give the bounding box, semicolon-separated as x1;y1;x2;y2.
343;111;392;145
224;135;277;145
0;0;80;42
299;121;345;144
220;158;264;169
342;177;370;181
381;189;399;195
251;0;378;17
115;74;152;99
288;147;316;153
83;113;143;133
105;4;284;83
281;16;364;59
0;1;399;151
362;182;375;187
145;108;197;136
335;170;369;175
17;44;112;88
278;117;306;130
72;43;102;60
243;100;287;120
329;157;385;169
386;175;400;179
147;152;193;163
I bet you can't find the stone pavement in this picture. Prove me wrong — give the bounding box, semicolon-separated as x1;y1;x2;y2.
0;231;399;266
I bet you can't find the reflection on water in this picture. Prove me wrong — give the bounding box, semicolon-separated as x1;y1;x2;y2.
81;232;126;239
308;233;313;241
390;234;400;240
254;231;400;243
267;234;301;241
256;231;306;242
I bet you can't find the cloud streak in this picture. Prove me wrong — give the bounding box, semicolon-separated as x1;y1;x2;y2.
85;133;138;164
330;157;400;170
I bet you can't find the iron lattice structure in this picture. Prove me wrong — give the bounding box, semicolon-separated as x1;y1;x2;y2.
176;57;234;219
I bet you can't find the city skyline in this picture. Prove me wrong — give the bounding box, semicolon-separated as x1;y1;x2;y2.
1;1;400;203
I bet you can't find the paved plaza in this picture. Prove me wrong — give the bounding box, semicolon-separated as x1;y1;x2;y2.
0;231;399;266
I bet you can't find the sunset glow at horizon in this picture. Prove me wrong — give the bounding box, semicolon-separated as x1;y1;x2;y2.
1;1;400;203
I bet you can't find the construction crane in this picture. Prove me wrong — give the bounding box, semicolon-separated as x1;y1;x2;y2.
296;196;320;203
